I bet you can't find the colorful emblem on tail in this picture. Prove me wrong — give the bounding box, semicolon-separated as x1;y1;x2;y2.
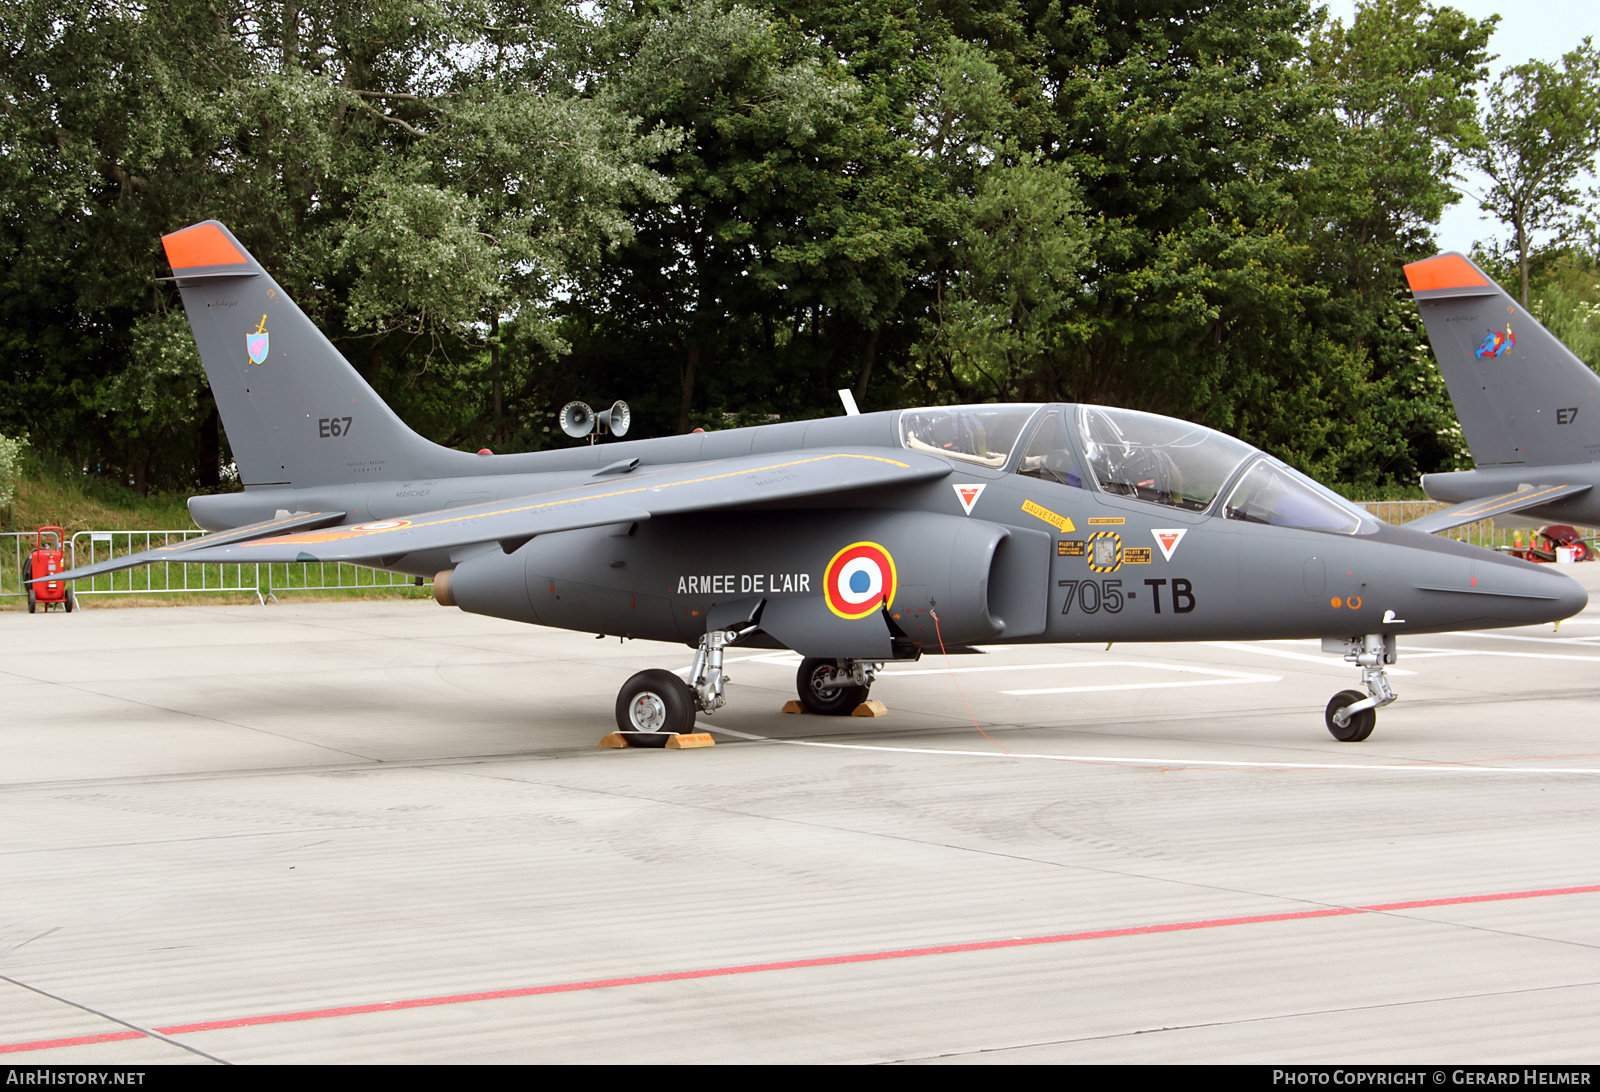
823;541;897;620
247;315;270;365
1475;325;1514;359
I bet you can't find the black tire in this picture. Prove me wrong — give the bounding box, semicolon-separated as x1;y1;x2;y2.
796;657;868;716
615;669;696;739
1325;689;1376;742
64;589;74;613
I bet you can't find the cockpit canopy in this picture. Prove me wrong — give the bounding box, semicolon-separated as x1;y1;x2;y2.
900;404;1041;468
1078;405;1253;512
898;403;1371;534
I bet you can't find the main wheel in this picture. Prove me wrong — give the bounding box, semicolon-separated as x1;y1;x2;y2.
616;669;696;739
796;657;868;716
1325;689;1376;742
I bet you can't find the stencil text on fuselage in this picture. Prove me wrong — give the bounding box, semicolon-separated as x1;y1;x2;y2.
676;573;812;595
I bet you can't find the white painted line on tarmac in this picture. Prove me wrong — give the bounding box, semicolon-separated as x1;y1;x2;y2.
1203;641;1419;675
999;661;1280;696
701;726;1600;774
741;656;1285;693
671;654;775;678
1451;631;1600;648
882;660;1205;678
1001;678;1279;696
1402;645;1600;664
747;652;804;667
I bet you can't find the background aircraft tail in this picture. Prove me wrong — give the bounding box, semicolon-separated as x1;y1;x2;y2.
163;221;473;488
1406;252;1600;469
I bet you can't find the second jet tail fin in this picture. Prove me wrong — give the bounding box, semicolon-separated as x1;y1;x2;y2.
163;221;479;489
1406;252;1600;468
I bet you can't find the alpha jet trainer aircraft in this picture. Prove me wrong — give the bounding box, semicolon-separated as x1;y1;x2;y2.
1406;252;1600;533
46;223;1587;743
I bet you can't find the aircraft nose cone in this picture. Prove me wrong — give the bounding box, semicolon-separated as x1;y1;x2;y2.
1478;557;1588;625
1548;566;1589;620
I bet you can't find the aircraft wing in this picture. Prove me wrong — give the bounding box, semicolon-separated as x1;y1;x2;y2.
29;510;350;584
47;449;951;579
1399;484;1593;535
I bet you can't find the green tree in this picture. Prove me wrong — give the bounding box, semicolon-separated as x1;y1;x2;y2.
1470;41;1600;305
0;0;673;486
1298;0;1496;482
571;0;930;431
0;432;24;525
909;38;1090;402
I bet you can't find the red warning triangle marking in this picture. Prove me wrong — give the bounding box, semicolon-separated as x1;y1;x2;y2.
953;484;986;515
1151;528;1187;561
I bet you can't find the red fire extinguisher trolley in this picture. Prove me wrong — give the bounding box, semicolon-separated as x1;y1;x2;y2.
23;526;74;613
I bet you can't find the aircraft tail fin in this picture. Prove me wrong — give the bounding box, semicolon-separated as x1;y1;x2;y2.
1406;252;1600;468
162;221;474;488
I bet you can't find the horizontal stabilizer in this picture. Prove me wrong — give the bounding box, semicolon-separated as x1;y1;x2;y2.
1398;484;1592;535
49;449;951;579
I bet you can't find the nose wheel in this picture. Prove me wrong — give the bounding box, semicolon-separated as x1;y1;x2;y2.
1325;690;1376;742
1323;634;1396;742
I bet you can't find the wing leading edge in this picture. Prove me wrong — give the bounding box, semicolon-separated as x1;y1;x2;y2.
45;449;952;581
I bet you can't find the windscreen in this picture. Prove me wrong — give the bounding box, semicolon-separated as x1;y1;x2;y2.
1078;406;1254;511
900;405;1041;467
1223;459;1367;534
1015;411;1084;487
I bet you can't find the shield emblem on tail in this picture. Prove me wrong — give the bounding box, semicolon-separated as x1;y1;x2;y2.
247;330;269;364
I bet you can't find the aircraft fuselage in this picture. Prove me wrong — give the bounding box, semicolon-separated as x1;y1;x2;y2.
189;408;1584;654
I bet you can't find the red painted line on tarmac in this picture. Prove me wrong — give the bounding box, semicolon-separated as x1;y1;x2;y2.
8;882;1599;1054
0;1031;145;1054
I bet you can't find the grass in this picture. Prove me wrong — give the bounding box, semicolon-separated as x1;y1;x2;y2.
1;462;427;610
4;459;197;536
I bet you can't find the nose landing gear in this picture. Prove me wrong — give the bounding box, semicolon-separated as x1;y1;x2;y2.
1322;634;1396;742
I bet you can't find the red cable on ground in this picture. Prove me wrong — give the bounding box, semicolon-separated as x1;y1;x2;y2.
930;609;1011;754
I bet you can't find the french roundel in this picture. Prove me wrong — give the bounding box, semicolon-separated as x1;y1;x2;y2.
824;541;897;620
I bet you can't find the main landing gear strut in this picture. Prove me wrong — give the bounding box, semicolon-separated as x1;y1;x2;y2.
1322;634;1397;742
795;658;880;715
613;628;887;737
614;624;756;737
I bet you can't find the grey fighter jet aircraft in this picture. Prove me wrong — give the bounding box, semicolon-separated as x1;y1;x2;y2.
45;223;1588;743
1407;252;1600;533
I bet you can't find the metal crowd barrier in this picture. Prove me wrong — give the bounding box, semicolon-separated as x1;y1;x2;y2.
0;529;427;603
1355;500;1599;552
0;531;52;600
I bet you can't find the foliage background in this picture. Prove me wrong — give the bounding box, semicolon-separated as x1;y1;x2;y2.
3;0;1597;508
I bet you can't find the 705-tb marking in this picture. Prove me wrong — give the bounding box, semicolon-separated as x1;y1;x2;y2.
1058;577;1196;615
